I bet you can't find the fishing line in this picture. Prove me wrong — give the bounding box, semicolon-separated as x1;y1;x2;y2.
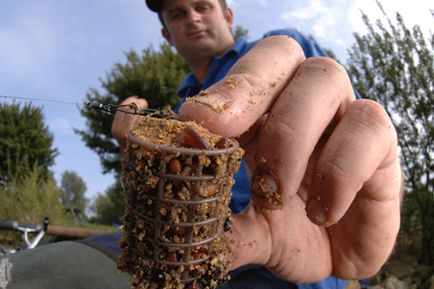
0;94;80;106
1;94;171;118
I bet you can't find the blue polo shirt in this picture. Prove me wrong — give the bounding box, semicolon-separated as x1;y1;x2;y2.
175;29;349;289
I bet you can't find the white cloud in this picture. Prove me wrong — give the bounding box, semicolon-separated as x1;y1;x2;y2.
280;0;346;46
282;0;330;20
349;0;434;36
278;0;432;60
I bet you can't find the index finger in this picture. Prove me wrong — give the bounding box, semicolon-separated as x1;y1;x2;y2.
179;35;306;137
112;95;148;148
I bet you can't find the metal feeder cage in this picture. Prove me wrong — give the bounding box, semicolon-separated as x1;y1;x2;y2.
120;132;241;285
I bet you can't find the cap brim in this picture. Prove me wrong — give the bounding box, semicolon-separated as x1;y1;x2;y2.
146;0;163;12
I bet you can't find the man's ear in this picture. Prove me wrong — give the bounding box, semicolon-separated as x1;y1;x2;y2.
161;27;173;45
224;7;234;28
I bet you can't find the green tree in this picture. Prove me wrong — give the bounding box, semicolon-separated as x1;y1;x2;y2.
0;166;72;246
76;43;188;175
233;25;249;40
90;181;124;225
0;103;58;184
59;170;88;221
347;3;434;264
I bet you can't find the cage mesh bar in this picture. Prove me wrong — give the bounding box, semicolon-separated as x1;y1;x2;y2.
119;132;241;287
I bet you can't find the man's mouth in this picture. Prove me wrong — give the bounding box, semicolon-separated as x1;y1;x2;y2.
187;30;206;39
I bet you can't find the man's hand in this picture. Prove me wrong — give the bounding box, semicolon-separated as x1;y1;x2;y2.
112;96;148;148
179;36;402;283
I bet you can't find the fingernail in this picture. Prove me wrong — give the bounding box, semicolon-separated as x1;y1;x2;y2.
252;172;283;210
306;173;327;225
306;198;328;226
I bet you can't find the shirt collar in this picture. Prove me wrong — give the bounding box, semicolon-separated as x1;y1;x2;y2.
177;36;248;97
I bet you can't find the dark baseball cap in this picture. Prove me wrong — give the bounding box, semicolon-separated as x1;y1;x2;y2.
145;0;163;12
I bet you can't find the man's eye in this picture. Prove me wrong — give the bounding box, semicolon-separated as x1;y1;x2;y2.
170;11;185;20
196;4;210;13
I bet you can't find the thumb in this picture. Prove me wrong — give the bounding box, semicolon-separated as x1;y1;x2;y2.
225;205;271;270
179;35;305;137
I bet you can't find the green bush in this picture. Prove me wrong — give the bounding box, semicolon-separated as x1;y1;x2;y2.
0;166;73;247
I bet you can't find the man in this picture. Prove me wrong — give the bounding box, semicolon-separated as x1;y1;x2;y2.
112;0;403;288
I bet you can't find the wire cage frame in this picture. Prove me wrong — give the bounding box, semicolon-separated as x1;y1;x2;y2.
120;132;242;286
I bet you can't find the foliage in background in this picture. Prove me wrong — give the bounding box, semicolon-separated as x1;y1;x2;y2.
76;43;188;176
59;170;88;222
89;181;124;225
0;103;58;185
233;26;249;40
347;3;434;264
0;167;73;247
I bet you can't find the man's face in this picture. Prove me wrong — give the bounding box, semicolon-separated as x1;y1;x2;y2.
161;0;234;62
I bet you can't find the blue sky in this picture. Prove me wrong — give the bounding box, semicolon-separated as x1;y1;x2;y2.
0;0;432;204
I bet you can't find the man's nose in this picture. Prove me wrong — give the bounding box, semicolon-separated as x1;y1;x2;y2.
185;9;202;24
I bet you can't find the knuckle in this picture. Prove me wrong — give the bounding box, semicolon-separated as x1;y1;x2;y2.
237;71;263;90
120;95;148;108
297;57;353;102
260;35;305;56
300;57;348;80
324;152;352;179
140;99;149;109
121;95;139;105
267;114;300;140
234;36;305;88
349;99;391;133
